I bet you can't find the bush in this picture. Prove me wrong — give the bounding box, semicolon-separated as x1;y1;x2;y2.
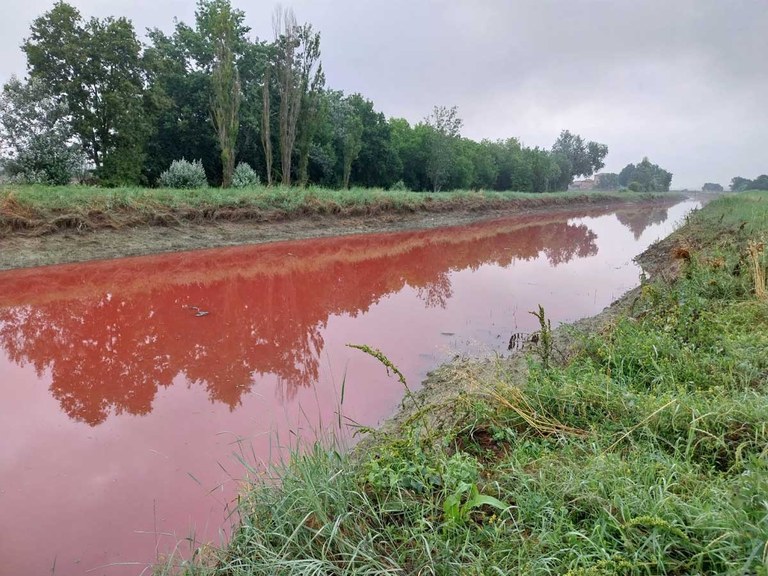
390;179;410;192
2;135;85;185
232;162;260;188
157;159;208;189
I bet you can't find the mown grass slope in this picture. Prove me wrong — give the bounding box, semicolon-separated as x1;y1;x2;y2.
0;184;676;237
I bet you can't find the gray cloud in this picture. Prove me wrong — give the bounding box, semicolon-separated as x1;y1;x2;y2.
2;0;766;188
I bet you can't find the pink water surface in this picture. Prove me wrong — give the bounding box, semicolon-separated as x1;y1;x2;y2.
0;199;697;575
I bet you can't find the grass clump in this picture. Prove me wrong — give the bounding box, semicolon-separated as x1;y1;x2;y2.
164;192;768;575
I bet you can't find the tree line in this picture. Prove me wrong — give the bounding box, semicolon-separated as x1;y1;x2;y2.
593;157;673;192
0;0;614;191
730;175;768;192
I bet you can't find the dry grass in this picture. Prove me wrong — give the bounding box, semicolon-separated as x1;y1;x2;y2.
747;238;767;298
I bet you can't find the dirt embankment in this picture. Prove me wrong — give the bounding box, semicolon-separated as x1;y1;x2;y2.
0;193;684;271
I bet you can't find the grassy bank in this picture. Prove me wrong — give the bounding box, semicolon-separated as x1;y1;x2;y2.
0;184;678;238
167;192;767;575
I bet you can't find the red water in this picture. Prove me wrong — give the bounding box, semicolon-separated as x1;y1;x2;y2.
0;200;697;575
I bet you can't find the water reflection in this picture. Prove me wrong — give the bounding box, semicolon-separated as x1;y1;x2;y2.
0;199;698;576
0;210;607;426
615;204;670;239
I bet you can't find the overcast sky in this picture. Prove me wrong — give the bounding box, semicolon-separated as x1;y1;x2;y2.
2;0;766;189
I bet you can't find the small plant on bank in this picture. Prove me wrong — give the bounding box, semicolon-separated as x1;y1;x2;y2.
530;304;553;368
347;343;421;410
232;162;260;188
157;159;208;189
747;238;766;298
443;481;508;527
390;179;410;192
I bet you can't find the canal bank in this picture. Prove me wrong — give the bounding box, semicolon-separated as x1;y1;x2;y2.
172;192;768;575
0;188;684;270
0;199;698;575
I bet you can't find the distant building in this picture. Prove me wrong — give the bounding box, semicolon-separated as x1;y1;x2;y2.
569;179;595;191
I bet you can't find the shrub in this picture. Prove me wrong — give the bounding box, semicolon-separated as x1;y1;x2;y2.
157;159;208;189
2;135;85;185
232;162;260;188
390;179;410;192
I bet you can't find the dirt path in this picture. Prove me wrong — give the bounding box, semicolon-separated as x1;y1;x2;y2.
0;196;684;271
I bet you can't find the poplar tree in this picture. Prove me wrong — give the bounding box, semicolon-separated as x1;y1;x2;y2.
209;1;241;188
272;8;323;186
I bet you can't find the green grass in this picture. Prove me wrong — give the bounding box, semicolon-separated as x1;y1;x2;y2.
161;192;767;575
0;183;679;237
1;183;671;210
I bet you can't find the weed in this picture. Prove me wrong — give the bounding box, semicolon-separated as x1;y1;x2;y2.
442;482;508;527
529;304;553;368
346;343;420;411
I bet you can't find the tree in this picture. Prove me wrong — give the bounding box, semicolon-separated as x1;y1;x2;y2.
296;66;325;187
312;91;366;189
702;183;723;192
259;60;274;186
469;140;498;190
587;142;608;174
23;1;148;184
752;175;768;190
272;8;323;186
143;27;219;184
0;76;84;184
527;147;561;193
390;118;429;191
208;0;241;188
425;105;463;192
234;38;269;185
336;103;363;189
618;163;636;188
346;94;400;188
730;175;768;192
730;176;752;192
143;0;253;186
550;130;608;189
491;138;525;191
595;173;620;190
618;157;673;192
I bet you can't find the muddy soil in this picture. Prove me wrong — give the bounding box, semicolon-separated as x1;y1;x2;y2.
0;197;681;271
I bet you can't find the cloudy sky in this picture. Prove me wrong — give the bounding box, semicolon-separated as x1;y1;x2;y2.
2;0;766;189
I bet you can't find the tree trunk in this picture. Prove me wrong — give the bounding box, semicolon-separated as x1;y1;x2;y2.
261;66;272;186
343;161;351;189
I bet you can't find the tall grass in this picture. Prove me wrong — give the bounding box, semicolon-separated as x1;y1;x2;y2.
160;192;768;575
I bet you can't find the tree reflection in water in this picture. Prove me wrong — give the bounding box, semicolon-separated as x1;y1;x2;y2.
0;204;666;427
615;205;669;239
